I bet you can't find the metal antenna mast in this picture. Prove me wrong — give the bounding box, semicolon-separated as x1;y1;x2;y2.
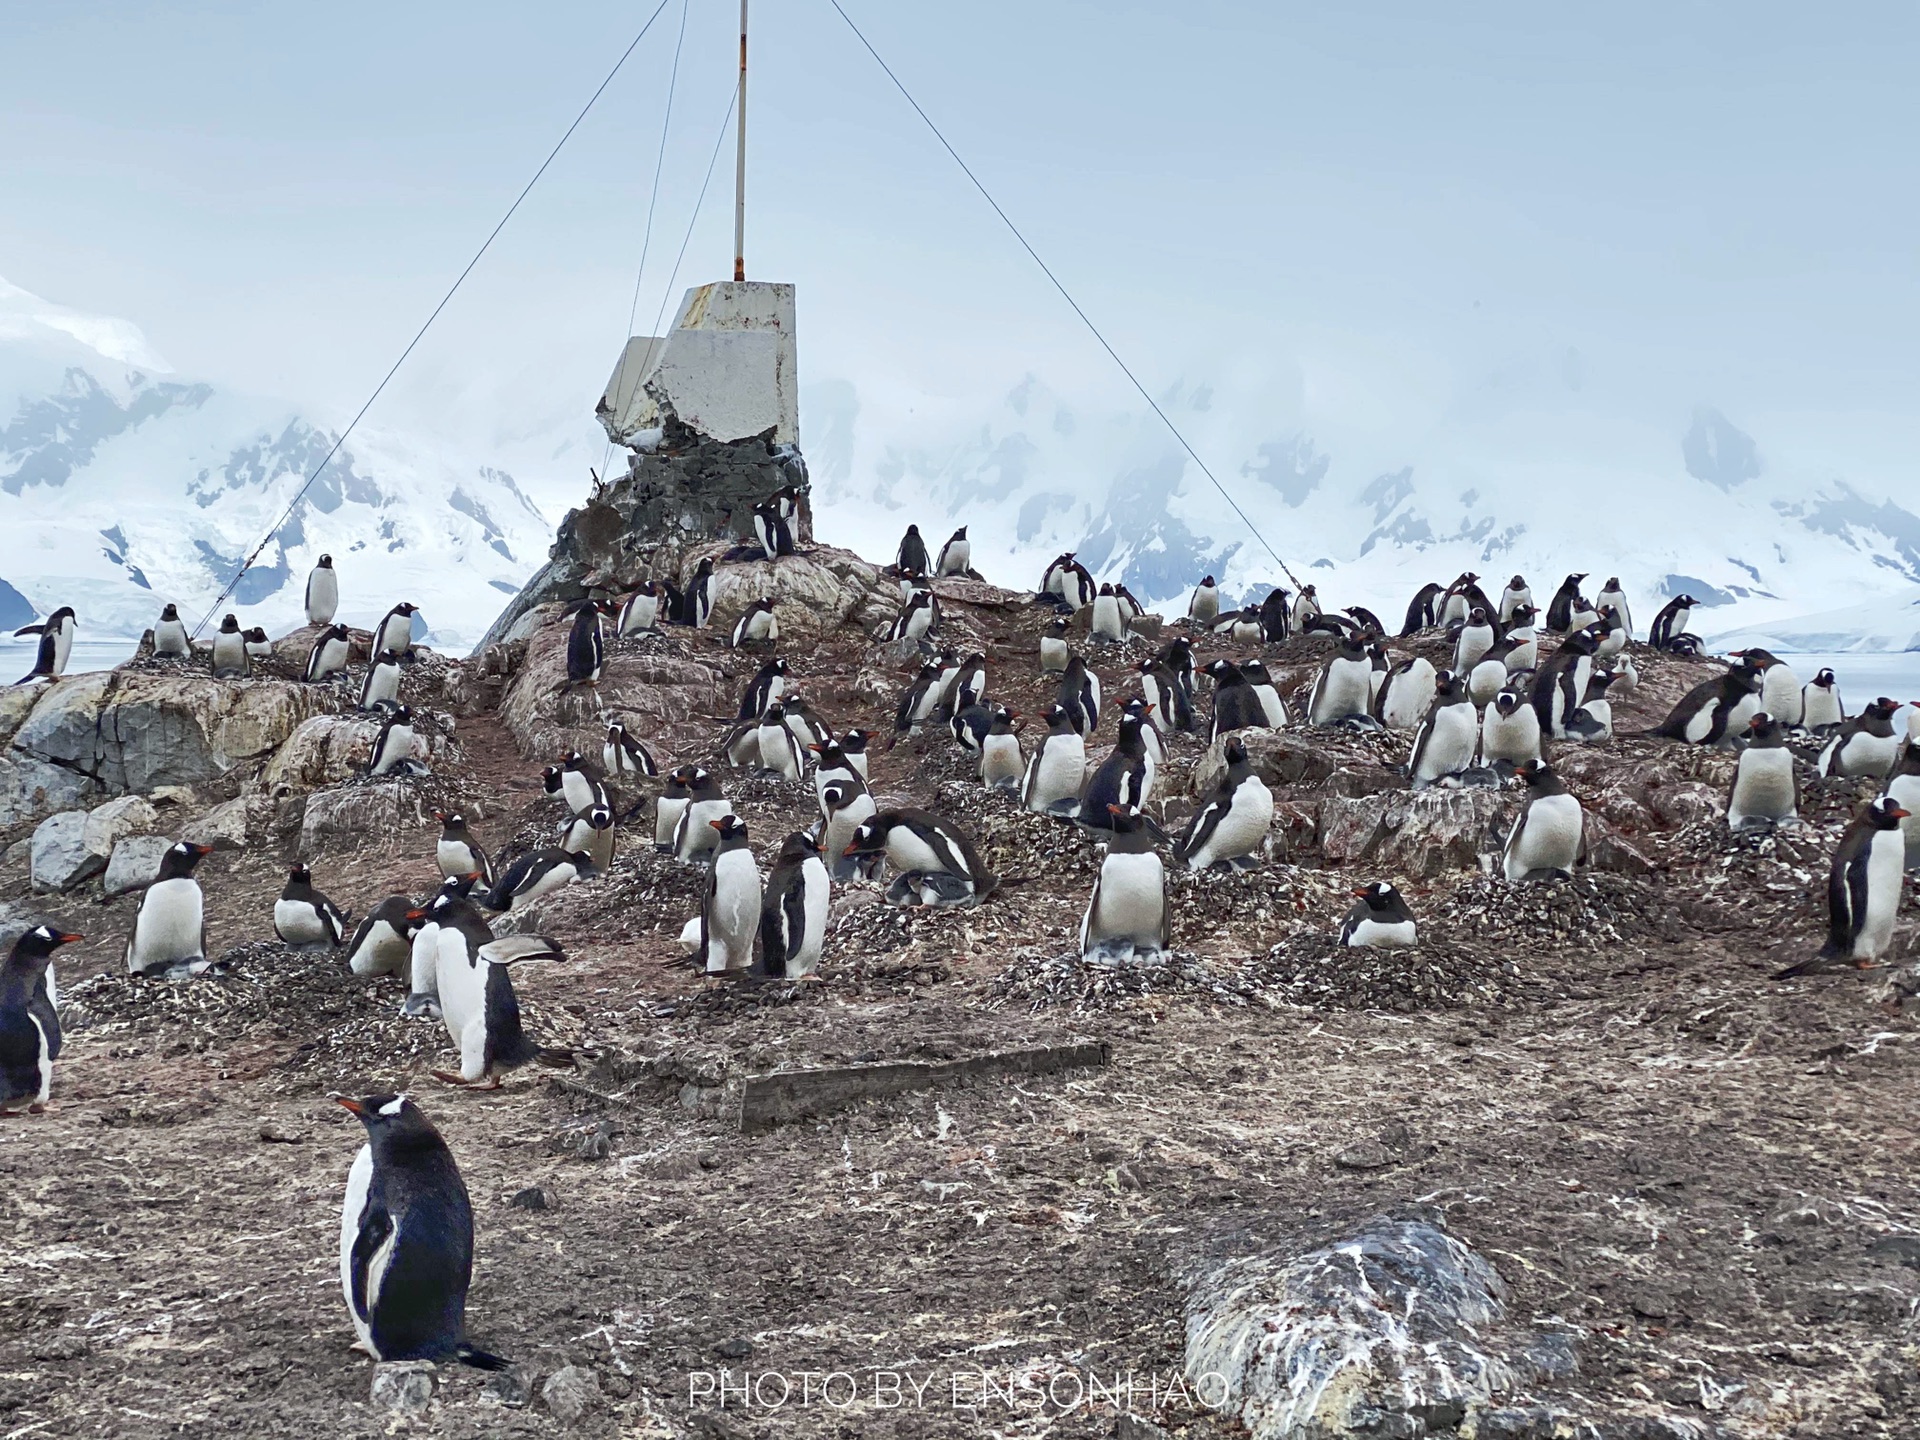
732;0;748;281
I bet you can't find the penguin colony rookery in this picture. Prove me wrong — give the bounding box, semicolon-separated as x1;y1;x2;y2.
5;527;1918;1375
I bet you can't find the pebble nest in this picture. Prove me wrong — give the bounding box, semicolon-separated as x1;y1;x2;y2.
1427;872;1677;948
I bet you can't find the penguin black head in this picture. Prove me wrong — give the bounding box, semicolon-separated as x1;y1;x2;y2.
1813;668;1837;687
393;602;419;616
1046;616;1070;636
1205;659;1243;684
1746;713;1786;746
905;524;921;536
1674;593;1697;607
1099;582;1114;596
318;555;333;568
157;840;213;880
1434;669;1463;698
336;1093;438;1144
1353;881;1404;912
584;805;613;832
1222;735;1250;768
776;831;822;865
844;815;892;857
1467;607;1488;625
219;614;241;633
821;781;857;812
1507;576;1526;590
761;698;787;721
440;872;480;899
1494;689;1523;716
159;603;180;621
710;814;750;848
541;765;562;794
244;626;268;644
1508;604;1537;627
389;704;414;724
8;925;82;972
1104;803;1150;837
435;810;468;830
1868;796;1912;829
1514;759;1567;794
1200;575;1216;587
287;862;313;885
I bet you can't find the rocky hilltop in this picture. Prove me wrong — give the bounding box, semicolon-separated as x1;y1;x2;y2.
0;472;1914;1440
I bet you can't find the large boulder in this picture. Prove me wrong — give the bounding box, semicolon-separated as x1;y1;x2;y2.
700;546;900;643
1192;731;1342;797
1317;789;1509;877
262;714;446;791
11;671;335;796
182;796;269;852
1185;1219;1576;1440
0;753;98;829
104;834;175;896
82;796;159;856
0;687;44;749
300;782;434;855
30;811;103;891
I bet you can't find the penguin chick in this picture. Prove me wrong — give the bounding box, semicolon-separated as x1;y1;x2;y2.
843;809;998;908
1340;882;1417;948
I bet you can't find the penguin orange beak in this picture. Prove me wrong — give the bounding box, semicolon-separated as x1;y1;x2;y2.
188;843;213;858
466;871;482;882
1107;804;1125;816
1892;806;1914;821
55;931;84;944
807;743;823;753
843;842;861;857
710;819;728;831
1351;888;1370;898
432;810;447;822
335;1097;366;1116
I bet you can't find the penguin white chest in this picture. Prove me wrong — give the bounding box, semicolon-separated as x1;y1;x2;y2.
348;918;409;978
1832;730;1898;779
1025;737;1085;810
1888;774;1920;864
1084;851;1165;951
339;1143;380;1350
1188;779;1273;867
434;930;489;1041
1725;692;1763;736
129;878;204;972
1412;706;1478;784
1505;793;1584;880
1381;661;1436;731
1727;748;1796;825
1857;829;1906;958
514;859;578;909
655;796;690;849
705;851;762;973
981;732;1023;786
1313;659;1373;722
308;569;339;624
1480;707;1541;765
1346;916;1418;949
275;898;332;946
1467;659;1506;707
1760;666;1803;724
887;827;952;877
789;859;831;975
1090;595;1125;640
825;792;876;857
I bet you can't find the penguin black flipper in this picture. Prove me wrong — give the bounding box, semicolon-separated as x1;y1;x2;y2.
455;1343;511;1371
347;1201;394;1328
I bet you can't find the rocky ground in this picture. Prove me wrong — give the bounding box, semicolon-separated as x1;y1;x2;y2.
0;546;1915;1440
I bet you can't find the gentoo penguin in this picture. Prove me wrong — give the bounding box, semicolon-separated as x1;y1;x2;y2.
1591;606;1628;663
809;739;864;807
1727;714;1799;829
1478;686;1543;770
564;600;606;686
616;580;662;636
1138;658;1193;734
820;779;880;881
1563;670;1619;743
1651;657;1765;746
844;808;998;908
336;1094;508;1368
1293;585;1323;631
1531;627;1600;739
1497;576;1534;626
838;727;872;781
305;554;339;625
1042;552;1095;610
696;816;762;975
751;499;794;560
412;882;566;1082
729;597;778;649
1057;654;1102;736
434;812;494;885
755;700;807;780
1565;594;1599;633
1407;671;1478;789
1886;743;1920;869
1090;583;1128;642
1239;660;1290;729
1340;882;1417;948
399;874;476;1017
211;613;250;679
1544;573;1587;633
894;661;944;734
603;720;658;782
152;604;191;658
936;650;988;719
1501;604;1539;673
1206;660;1271;741
1803;669;1845;732
949;692;994;753
1437;574;1473;628
1039;616;1072;674
1260;588;1294;643
935;526;971;577
1078;706;1157;824
305;624;352;682
1648;593;1696;652
367;705;418;777
343;896;421;979
12;606;77;684
1122;696;1167;767
485;847;594;912
244;626;273;661
1401;582;1444;635
1375;656;1439;732
1080;805;1167;961
1189;576;1221;626
358;650;402;711
738;657;789;720
1306;635;1374;725
1116;583;1147;626
125;840;213;977
1737;647;1804;728
275;863;350;949
889;589;938;645
758;832;830;980
560;803;617;873
1175;735;1272;871
374;602;419;660
654;767;694;852
1818;698;1903;779
979;706;1025;792
671;769;733;862
895;525;929;575
685;558;715;628
1502;761;1586;882
0;926;80;1113
1217;606;1266;645
1775;797;1912;974
1022;704;1087;817
1465;641;1513;709
1595;578;1630;637
549;752;607;816
1156;634;1197;700
1453;607;1497;673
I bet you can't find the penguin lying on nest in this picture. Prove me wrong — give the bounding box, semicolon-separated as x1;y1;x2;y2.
844;809;999;908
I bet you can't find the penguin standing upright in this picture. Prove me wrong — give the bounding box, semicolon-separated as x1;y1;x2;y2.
751;500;794;559
1175;736;1272;871
275;863;350;949
1375;656;1439;732
1206;660;1272;740
843;809;998;907
809;739;863;806
1727;714;1799;829
1340;883;1417;948
616;581;662;636
1057;654;1102;735
979;706;1025;791
1818;698;1903;779
306;555;339;625
1545;574;1587;633
1078;706;1157;824
152;604;190;658
1803;669;1845;732
1138;657;1193;734
820;778;880;880
423;891;567;1085
343;896;421;979
552;752;608;816
672;769;734;862
602;720;658;782
1022;705;1087;816
1502;761;1586;882
894;661;944;734
895;525;929;574
837;728;872;781
125;841;214;976
305;624;353;682
560;804;616;873
1039;617;1072;674
1497;576;1533;625
367;705;419;777
696;816;762;974
935;526;971;577
1260;588;1294;642
211;614;250;679
1453;608;1497;672
1885;744;1920;869
655;767;694;852
1401;583;1444;635
13;607;77;684
1478;686;1543;770
359;650;403;711
730;598;779;649
0;926;80;1113
1531;627;1599;738
1730;647;1804;727
755;700;807;780
434;812;494;885
564;601;607;687
1406;671;1478;789
889;589;938;645
1307;635;1374;725
685;559;715;628
1501;604;1539;673
1080;805;1167;961
738;658;789;720
1188;576;1220;626
1595;577;1630;637
1775;797;1911;974
375;602;420;660
336;1094;508;1368
1293;585;1323;630
758;832;830;980
1239;660;1290;729
400;875;478;1018
1648;594;1697;652
1090;583;1128;642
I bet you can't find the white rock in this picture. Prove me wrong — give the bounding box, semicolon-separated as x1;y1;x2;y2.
540;1364;603;1424
369;1361;435;1414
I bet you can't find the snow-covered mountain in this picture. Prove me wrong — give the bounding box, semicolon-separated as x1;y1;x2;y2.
802;361;1920;652
0;276;550;649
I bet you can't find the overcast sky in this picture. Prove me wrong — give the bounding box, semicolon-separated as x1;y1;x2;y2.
4;2;1918;516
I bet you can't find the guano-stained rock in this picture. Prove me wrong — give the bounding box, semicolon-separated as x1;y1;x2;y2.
1317;789;1508;876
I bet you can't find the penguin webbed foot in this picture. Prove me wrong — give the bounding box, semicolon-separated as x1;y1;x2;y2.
401;994;443;1020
